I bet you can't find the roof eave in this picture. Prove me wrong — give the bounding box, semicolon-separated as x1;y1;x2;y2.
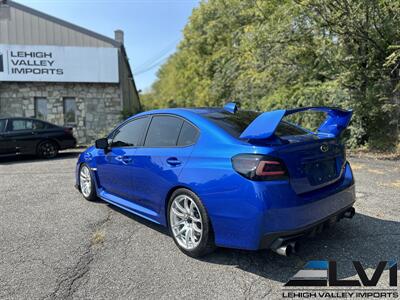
6;0;121;47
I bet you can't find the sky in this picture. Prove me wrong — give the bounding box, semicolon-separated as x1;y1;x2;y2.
15;0;200;91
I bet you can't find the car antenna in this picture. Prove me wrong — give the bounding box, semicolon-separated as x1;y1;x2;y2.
223;102;238;114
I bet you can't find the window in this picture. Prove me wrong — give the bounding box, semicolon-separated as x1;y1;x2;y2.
203;111;260;138
111;117;148;148
64;97;76;124
177;122;199;146
203;111;308;138
10;119;33;131
32;120;48;130
35;97;48;120
144;116;183;147
275;121;308;136
0;119;6;132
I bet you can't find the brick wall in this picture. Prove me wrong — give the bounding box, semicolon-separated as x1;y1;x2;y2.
0;82;123;145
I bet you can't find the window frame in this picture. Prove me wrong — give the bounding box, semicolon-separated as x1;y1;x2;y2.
34;97;48;121
63;97;77;125
109;114;200;150
142;114;200;149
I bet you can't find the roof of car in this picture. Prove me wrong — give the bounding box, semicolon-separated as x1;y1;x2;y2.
137;107;227;116
0;117;59;125
0;117;41;120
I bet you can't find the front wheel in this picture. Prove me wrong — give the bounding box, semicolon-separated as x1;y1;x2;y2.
79;164;97;201
168;188;215;257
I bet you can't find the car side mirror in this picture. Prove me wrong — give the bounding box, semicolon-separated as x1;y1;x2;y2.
95;138;109;150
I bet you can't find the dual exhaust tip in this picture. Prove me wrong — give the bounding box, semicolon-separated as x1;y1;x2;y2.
273;241;299;257
343;207;355;219
272;207;356;256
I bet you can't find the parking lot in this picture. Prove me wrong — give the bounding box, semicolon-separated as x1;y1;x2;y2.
0;150;399;299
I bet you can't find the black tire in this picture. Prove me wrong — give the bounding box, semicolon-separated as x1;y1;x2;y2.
37;140;59;159
79;163;97;201
168;188;215;257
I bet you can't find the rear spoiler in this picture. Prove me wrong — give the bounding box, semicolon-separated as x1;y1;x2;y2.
239;107;352;140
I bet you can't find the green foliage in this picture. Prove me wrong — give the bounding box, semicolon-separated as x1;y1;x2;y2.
121;108;135;121
142;0;400;149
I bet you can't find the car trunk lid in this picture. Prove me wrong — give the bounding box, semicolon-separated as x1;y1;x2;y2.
273;137;346;194
240;106;351;194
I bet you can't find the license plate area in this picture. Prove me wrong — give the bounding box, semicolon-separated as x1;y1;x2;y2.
304;159;337;186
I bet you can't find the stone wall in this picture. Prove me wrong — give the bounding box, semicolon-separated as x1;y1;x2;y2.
0;82;123;145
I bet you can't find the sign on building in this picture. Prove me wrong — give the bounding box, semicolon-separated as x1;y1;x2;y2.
0;45;119;83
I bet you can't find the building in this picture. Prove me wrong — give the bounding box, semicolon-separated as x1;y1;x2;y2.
0;0;141;144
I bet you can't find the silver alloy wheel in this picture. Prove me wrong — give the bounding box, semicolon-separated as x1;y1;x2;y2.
170;194;203;250
80;165;92;198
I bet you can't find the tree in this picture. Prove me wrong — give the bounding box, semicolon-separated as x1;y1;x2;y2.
142;0;400;149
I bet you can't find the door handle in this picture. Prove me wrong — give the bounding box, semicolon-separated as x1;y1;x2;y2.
116;155;132;165
166;157;181;166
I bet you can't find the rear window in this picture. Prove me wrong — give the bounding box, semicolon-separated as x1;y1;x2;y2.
203;111;260;138
203;111;308;138
275;121;309;136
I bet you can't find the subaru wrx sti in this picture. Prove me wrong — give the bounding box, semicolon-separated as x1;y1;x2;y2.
76;103;355;257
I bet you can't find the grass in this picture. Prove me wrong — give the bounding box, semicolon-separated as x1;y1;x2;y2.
348;146;400;161
91;230;105;245
366;168;385;175
349;163;364;170
378;180;400;189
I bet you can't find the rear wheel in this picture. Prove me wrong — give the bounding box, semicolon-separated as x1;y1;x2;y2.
37;140;58;159
79;164;97;201
168;188;215;257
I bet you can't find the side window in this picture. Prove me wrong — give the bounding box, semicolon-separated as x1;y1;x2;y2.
0;120;6;132
111;117;148;148
144;116;183;147
177;122;199;146
10;119;33;131
33;120;47;130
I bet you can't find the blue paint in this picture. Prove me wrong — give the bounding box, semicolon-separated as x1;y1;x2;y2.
76;105;355;250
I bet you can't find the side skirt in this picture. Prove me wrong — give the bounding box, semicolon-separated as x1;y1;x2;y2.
97;189;162;225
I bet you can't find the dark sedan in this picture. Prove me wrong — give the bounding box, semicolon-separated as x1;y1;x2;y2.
0;117;77;158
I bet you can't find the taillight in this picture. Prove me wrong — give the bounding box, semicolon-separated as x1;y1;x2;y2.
232;154;288;181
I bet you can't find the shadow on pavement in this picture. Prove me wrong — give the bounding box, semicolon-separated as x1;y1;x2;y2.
202;213;400;283
106;204;400;284
106;203;170;236
0;150;82;165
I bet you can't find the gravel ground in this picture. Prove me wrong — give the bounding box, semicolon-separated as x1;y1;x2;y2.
0;150;399;299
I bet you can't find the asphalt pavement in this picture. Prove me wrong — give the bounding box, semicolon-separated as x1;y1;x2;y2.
0;150;399;299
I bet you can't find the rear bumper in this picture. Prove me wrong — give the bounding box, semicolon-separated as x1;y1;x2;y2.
261;181;355;237
259;202;355;249
205;162;355;250
59;137;77;150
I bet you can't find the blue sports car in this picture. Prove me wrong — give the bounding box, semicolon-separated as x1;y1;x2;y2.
75;103;355;257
